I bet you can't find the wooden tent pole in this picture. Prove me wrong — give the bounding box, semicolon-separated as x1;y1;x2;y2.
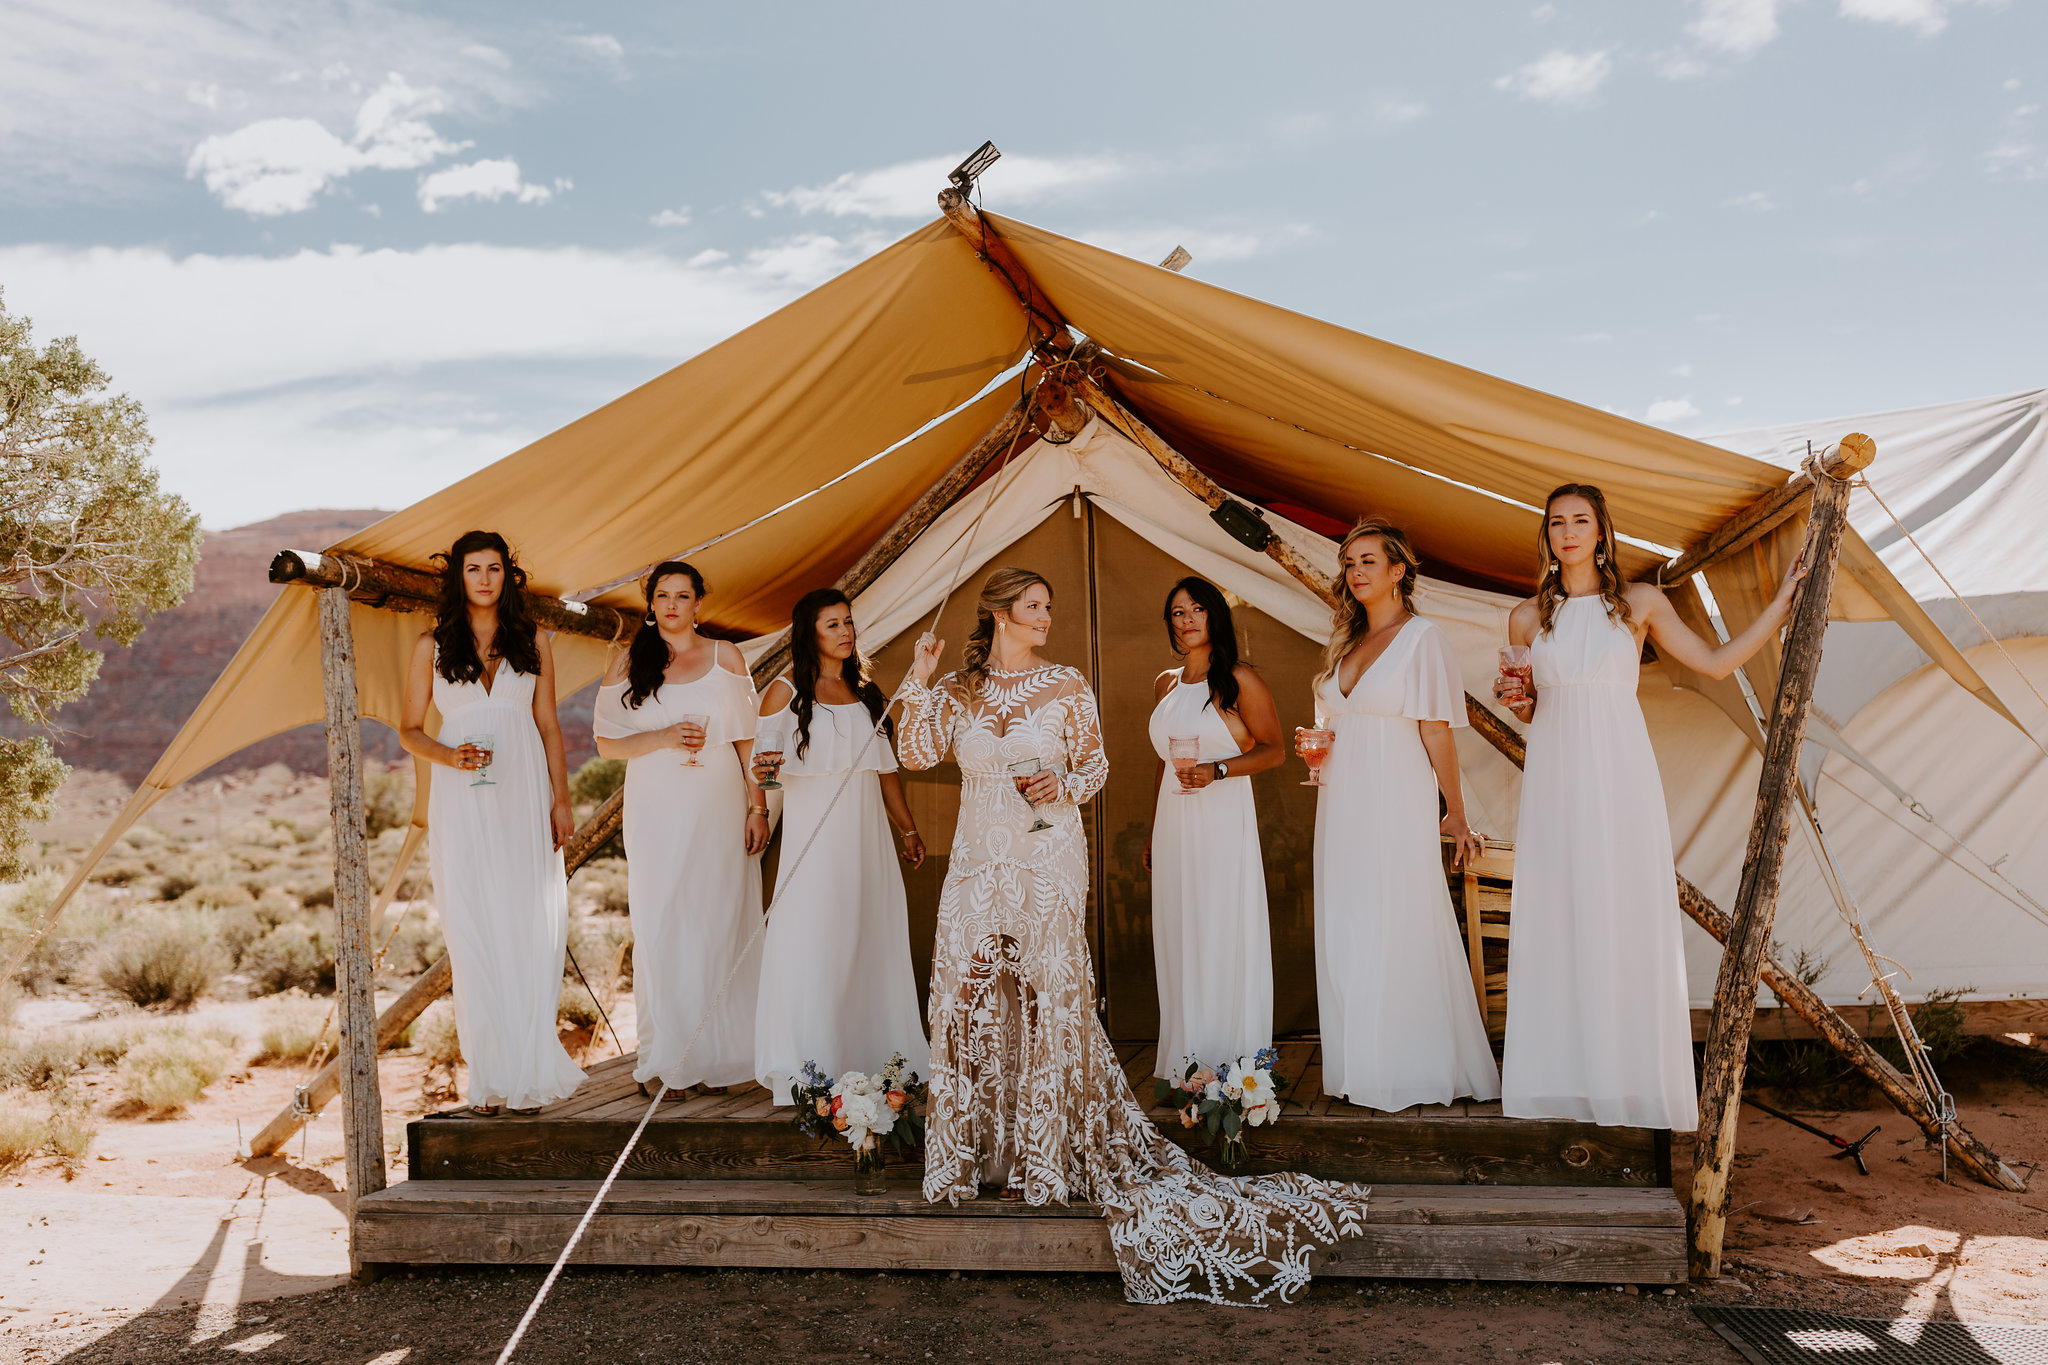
1687;435;1870;1279
316;586;386;1276
271;550;636;643
1677;877;2024;1191
1648;442;1871;586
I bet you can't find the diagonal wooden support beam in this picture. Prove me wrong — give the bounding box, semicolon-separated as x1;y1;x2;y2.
270;550;637;644
1648;441;1870;586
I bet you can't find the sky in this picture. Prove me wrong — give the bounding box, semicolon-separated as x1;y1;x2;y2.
3;0;2044;529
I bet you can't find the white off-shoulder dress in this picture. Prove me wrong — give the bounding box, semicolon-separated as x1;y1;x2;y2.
1312;617;1500;1111
1502;595;1698;1131
754;697;927;1101
428;656;586;1111
594;660;762;1091
1147;670;1272;1078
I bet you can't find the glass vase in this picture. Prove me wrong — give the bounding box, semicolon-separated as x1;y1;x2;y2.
853;1139;887;1195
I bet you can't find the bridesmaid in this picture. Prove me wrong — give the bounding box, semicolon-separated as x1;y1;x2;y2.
1142;576;1283;1078
400;530;585;1116
593;561;768;1098
751;588;929;1100
1312;518;1499;1111
1497;483;1804;1130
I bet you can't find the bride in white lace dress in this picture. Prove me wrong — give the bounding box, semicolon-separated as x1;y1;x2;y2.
897;566;1369;1306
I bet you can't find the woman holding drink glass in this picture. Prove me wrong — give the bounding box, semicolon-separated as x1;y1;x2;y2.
750;588;927;1102
594;561;768;1098
1309;519;1498;1111
1494;484;1805;1130
1143;577;1283;1079
400;530;585;1116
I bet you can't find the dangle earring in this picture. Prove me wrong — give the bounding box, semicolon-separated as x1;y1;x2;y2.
1595;545;1606;567
1548;560;1559;576
645;611;656;625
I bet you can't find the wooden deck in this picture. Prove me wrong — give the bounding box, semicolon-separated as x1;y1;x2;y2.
372;1041;1686;1283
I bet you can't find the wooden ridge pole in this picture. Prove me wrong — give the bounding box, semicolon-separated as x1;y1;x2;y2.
1646;442;1871;586
1687;434;1871;1279
316;586;386;1276
270;550;636;644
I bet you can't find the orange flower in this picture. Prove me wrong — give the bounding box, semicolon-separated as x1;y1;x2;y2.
886;1090;908;1112
832;1114;849;1132
1179;1105;1199;1129
814;1097;831;1117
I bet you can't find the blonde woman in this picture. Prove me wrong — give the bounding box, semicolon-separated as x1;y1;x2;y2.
898;565;1369;1305
1497;484;1804;1130
1311;519;1498;1111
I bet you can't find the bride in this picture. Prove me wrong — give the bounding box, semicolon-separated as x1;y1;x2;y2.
897;565;1369;1306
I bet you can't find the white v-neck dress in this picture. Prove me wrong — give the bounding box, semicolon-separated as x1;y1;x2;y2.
1312;618;1500;1110
753;698;928;1101
428;655;586;1111
1501;596;1698;1131
1146;670;1272;1078
594;662;762;1090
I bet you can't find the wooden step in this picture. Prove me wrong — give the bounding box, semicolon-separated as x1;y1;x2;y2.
354;1178;1687;1285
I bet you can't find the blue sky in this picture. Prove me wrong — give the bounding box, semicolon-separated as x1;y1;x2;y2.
3;0;2043;527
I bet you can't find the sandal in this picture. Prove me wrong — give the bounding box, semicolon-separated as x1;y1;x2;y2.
639;1080;665;1099
508;1105;543;1116
698;1085;728;1096
470;1104;501;1117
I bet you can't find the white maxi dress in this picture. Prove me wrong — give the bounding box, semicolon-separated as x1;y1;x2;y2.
1501;596;1698;1131
1313;618;1500;1111
754;699;927;1101
594;660;762;1090
1147;670;1272;1079
428;657;587;1111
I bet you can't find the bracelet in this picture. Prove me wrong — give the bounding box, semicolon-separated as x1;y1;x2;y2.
900;828;920;840
748;804;769;816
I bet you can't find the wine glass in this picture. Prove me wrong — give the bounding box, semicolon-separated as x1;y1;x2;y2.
1008;758;1053;832
1294;726;1334;787
1167;735;1202;795
679;713;711;768
1498;645;1533;707
754;715;788;790
466;733;496;789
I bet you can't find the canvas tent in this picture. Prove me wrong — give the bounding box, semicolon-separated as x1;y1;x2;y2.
26;213;2046;1030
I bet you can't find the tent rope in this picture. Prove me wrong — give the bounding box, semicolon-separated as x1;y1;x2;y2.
493;382;1048;1364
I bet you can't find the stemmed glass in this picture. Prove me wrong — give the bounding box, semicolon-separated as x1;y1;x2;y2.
466;733;496;789
679;713;710;768
1167;735;1202;795
1497;645;1533;709
1294;727;1334;787
1008;758;1053;832
754;715;788;790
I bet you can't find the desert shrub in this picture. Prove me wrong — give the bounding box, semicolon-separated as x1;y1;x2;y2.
557;982;603;1032
416;1000;462;1099
178;881;253;911
364;769;413;839
44;1091;96;1172
1875;986;1975;1071
244;920;335;996
380;914;445;979
96;913;224;1011
570;860;629;916
568;758;625;859
155;872;198;901
120;824;168;850
117;1028;233;1114
217;904;265;967
0;1105;43;1172
88;858;149;886
257;992;334;1063
229;818;297;850
299;884;334;909
1;1014;154;1090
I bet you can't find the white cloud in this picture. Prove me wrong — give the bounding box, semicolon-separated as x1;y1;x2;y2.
1647;397;1703;423
1837;0;1971;35
650;206;693;227
686;248;730;267
1494;49;1614;106
1689;0;1781;54
186;73;468;215
0;237;892;525
1985;103;2044;180
1370;95;1428;126
1726;396;1745;406
417;158;564;212
1068;225;1308;267
567;33;624;61
1722;190;1777;211
1670;363;1694;378
766;152;1126;218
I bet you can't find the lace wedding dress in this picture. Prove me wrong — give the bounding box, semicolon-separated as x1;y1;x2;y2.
898;662;1369;1305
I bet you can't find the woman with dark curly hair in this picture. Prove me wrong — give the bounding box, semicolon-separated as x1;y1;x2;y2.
399;529;584;1116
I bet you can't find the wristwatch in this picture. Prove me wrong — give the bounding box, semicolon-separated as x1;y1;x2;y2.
1214;760;1230;781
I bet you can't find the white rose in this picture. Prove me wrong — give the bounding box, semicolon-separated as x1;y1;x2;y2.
1222;1076;1245;1101
1203;1080;1224;1102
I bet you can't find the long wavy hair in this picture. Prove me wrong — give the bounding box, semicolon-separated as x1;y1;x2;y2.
1314;517;1421;690
431;530;540;685
1162;576;1243;715
787;588;891;759
958;565;1052;700
1534;483;1633;636
623;561;708;709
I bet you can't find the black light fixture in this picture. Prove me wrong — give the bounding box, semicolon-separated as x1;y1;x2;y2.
1210;500;1275;552
948;141;1001;197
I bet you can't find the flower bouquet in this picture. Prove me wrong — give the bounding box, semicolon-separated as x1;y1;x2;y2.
1153;1048;1287;1173
790;1051;928;1194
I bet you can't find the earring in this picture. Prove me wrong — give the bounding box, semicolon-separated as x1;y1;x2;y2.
1548;560;1559;576
644;611;656;625
1595;547;1606;566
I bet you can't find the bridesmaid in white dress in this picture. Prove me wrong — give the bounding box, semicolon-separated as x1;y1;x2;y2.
1311;519;1499;1111
750;588;928;1101
1496;483;1804;1130
400;530;585;1115
593;561;769;1097
1143;576;1284;1078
